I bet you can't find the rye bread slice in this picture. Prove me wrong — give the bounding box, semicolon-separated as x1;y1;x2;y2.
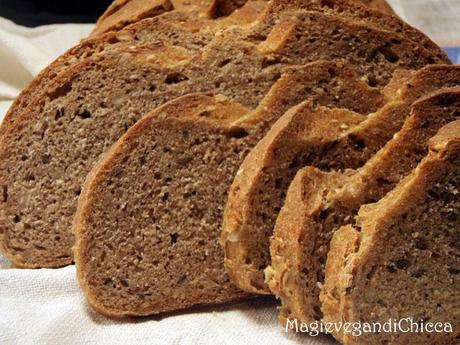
267;87;460;324
322;120;460;345
252;0;448;63
222;64;460;294
73;79;368;317
0;3;447;268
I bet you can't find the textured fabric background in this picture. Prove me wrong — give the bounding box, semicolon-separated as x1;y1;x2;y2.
0;1;459;344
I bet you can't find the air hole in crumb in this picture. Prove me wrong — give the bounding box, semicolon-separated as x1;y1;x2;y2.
154;172;161;180
75;187;81;196
395;258;410;269
218;58;231;68
170;233;179;244
120;278;129;287
55;108;65;121
165;73;189;84
42;154;51;164
227;127;249;139
368;75;378;87
353;138;366;150
55;235;61;241
318;210;328;220
25;173;35;181
386;264;397;273
103;277;113;286
412;269;425;278
378;46;400;63
275;178;283;189
48;82;72;100
13;215;21;223
161;192;169;202
448;267;460;275
78;109;92;119
328;67;337;78
149;84;157;92
2;186;8;202
320;0;335;8
20;155;28;161
376;177;391;186
437;94;456;107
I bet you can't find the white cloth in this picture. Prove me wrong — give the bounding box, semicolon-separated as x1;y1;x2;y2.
0;2;458;344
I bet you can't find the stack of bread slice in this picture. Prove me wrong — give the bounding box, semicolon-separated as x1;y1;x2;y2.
0;0;458;344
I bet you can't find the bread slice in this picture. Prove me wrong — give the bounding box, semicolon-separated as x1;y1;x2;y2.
222;64;460;294
267;87;460;324
74;94;254;316
0;2;446;268
256;0;448;63
321;120;460;345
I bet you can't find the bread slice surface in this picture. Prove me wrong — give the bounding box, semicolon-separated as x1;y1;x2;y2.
222;65;460;294
267;87;460;323
321;120;460;345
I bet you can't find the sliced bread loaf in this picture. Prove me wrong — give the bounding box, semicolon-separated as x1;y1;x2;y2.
222;64;460;294
321;120;460;345
267;87;460;323
0;0;444;267
73;80;369;316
